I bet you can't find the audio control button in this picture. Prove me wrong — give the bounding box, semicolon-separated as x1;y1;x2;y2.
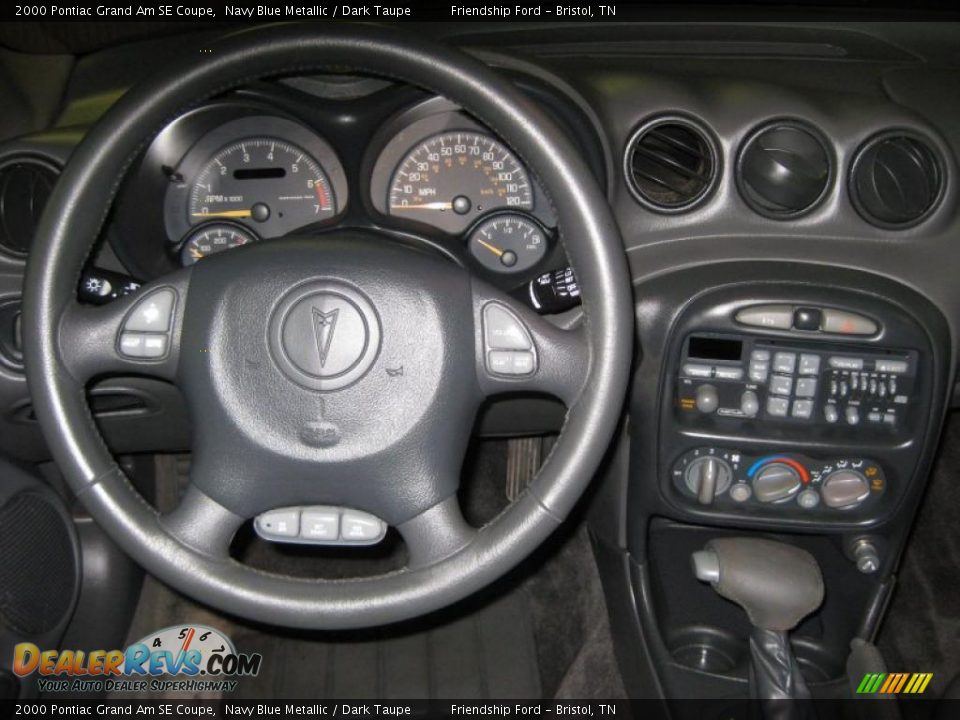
829;356;864;371
875;359;908;374
740;390;759;417
798;354;821;375
766;397;789;417
695;385;720;413
683;363;713;378
792;400;814;419
769;375;793;396
845;406;861;425
824;404;839;423
715;366;744;380
773;352;797;374
821;310;877;336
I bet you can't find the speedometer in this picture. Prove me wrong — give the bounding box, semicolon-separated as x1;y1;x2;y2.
388;131;533;233
188;137;336;237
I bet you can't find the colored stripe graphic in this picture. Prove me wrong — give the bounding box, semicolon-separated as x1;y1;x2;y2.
858;672;933;695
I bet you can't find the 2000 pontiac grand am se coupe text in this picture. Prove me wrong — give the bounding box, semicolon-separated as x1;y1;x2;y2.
0;13;958;716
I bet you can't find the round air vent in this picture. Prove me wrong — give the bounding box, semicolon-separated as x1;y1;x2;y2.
0;157;59;256
624;117;717;211
850;132;943;228
737;122;831;218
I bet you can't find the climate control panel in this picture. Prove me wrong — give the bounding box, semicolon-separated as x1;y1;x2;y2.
671;447;886;513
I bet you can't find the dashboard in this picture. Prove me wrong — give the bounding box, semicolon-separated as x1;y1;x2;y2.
1;20;960;701
110;91;561;288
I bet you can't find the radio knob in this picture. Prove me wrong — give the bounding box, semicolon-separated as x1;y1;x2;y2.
821;470;870;509
695;384;720;413
740;390;759;417
753;463;802;503
684;456;733;505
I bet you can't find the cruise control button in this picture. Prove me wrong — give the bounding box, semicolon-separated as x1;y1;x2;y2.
340;510;386;543
141;335;168;358
735;305;793;329
119;333;146;358
821;310;877;336
484;303;532;350
255;509;300;539
300;509;340;541
124;288;175;333
511;351;535;375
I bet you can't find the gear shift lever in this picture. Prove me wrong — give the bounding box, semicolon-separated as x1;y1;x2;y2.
692;538;824;707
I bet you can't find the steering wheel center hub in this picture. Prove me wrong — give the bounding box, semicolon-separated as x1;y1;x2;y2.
269;282;381;391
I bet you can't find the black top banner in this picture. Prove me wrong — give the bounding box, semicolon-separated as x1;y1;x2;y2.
2;0;959;24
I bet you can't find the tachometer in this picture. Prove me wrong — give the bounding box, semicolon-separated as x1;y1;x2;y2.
388;131;533;233
188;137;335;237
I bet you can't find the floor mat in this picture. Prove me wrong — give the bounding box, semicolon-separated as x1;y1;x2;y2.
231;591;541;699
878;412;960;698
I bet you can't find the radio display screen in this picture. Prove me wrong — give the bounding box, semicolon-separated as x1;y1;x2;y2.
688;336;743;362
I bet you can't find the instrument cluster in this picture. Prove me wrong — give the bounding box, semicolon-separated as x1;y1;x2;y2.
120;94;560;285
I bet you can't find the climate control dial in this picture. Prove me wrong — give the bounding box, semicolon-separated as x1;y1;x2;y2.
753;462;804;503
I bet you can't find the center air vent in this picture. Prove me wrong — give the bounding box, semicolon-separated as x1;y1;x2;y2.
624;117;717;211
737;122;831;218
0;157;59;256
850;132;943;229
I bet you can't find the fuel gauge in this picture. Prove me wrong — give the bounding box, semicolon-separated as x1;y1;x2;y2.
180;223;258;266
467;214;548;274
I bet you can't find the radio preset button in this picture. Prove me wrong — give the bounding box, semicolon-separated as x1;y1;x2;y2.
772;352;797;374
798;354;821;375
767;397;789;417
795;378;817;398
792;400;814;419
749;362;770;383
769;375;793;396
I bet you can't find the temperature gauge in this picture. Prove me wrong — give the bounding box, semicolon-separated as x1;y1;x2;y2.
180;223;257;266
467;214;548;274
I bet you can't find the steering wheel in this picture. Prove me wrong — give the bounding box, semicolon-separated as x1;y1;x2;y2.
22;25;632;629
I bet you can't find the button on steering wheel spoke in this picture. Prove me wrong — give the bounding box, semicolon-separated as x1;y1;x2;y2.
57;268;191;383
473;284;589;406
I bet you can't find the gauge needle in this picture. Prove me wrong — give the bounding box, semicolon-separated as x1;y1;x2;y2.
475;238;505;257
191;210;253;218
389;202;453;211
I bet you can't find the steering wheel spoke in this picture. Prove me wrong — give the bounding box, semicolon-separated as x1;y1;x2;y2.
159;482;246;560
473;284;590;406
58;269;191;383
397;495;475;570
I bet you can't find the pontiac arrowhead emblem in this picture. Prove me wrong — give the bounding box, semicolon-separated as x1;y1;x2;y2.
312;307;339;368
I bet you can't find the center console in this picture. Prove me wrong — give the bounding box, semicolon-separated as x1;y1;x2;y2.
590;262;953;702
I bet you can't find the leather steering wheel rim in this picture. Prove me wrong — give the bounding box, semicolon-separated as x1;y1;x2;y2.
22;24;633;629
